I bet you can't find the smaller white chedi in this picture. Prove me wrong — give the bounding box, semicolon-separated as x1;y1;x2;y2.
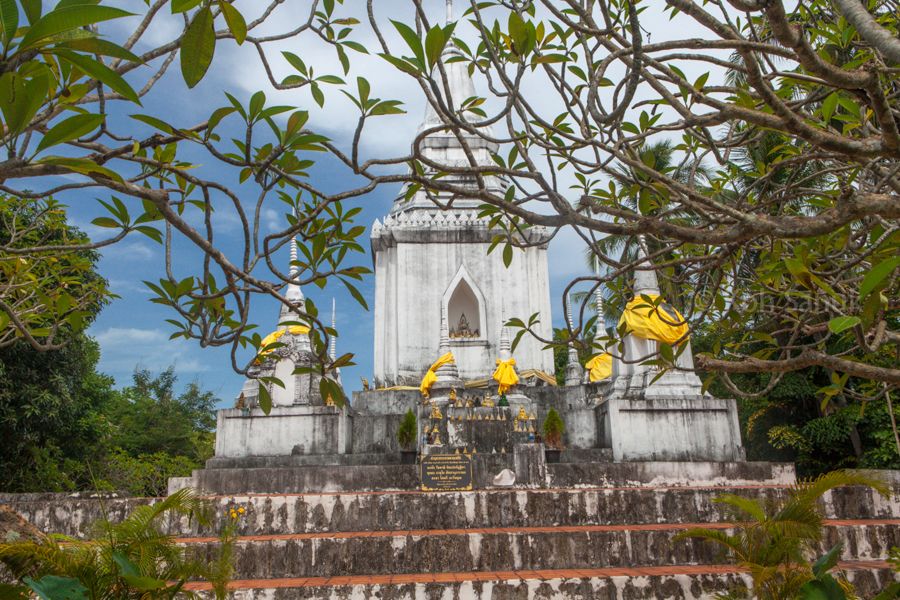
214;235;350;459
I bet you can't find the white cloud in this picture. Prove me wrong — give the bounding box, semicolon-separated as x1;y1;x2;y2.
95;327;209;379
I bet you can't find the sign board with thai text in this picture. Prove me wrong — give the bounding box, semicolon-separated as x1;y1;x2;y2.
420;454;473;491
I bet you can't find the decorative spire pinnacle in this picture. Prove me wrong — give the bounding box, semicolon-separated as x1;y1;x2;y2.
446;0;452;25
499;307;511;361
566;293;579;363
330;297;336;361
634;235;660;295
594;264;605;344
280;211;305;327
439;304;450;355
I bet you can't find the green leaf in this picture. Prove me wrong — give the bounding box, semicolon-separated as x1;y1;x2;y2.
390;20;425;68
129;113;175;135
180;6;216;89
784;257;815;290
797;575;846;600
378;53;421;76
859;256;900;301
0;583;28;600
36;113;105;153
257;382;272;415
828;316;861;334
39;156;124;183
503;242;513;268
872;582;900;600
370;100;405;115
54;49;142;104
18;5;133;51
822;92;838;122
219;1;246;45
508;11;528;54
424;24;445;70
171;0;203;13
57;37;143;64
0;72;50;135
0;0;18;50
812;543;843;579
24;576;89;600
533;54;567;64
340;278;368;310
20;0;41;25
112;553;167;591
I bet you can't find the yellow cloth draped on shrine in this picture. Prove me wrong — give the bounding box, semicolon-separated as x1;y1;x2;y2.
492;358;519;394
618;294;689;344
257;326;310;360
584;353;612;382
420;353;455;396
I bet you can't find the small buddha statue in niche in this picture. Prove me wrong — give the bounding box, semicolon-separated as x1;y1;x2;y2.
430;403;443;419
456;313;472;338
449;387;457;401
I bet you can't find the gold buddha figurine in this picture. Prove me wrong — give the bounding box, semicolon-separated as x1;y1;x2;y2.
514;419;520;432
430;403;443;419
449;387;457;401
501;446;506;454
463;447;468;454
455;447;460;454
517;406;528;421
501;411;507;421
466;413;472;420
472;447;477;453
477;413;482;420
484;391;492;406
434;431;442;445
529;411;536;420
465;396;474;408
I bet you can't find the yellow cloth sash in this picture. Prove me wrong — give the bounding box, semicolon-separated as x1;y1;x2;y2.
420;352;455;396
492;358;519;394
256;326;310;361
618;294;689;344
584;353;612;382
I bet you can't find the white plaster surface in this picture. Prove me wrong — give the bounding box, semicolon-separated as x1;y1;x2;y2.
214;406;349;458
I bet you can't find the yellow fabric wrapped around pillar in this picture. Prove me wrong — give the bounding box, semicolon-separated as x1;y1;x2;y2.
584;353;612;382
618;294;689;344
492;358;519;394
420;352;455;397
256;326;311;362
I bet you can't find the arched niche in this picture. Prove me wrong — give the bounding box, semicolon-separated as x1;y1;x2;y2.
443;264;486;340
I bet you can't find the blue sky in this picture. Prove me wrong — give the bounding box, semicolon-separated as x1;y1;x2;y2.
27;0;701;407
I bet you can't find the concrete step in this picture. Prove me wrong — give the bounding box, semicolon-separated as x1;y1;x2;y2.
180;561;896;599
180;520;900;579
11;485;899;539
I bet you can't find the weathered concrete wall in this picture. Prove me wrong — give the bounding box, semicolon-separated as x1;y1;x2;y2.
213;568;896;600
598;396;745;462
8;481;898;539
215;405;350;458
350;414;404;454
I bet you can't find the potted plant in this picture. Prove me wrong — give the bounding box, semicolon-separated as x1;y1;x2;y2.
397;408;418;464
542;408;565;463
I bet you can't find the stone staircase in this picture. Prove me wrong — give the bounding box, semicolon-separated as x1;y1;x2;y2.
9;482;900;599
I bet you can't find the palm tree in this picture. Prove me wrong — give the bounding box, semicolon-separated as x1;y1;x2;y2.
0;488;234;600
673;470;889;600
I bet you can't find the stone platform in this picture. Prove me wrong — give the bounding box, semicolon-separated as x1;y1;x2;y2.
8;479;900;599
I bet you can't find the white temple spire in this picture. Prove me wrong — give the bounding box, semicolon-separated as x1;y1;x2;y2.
566;293;579;364
446;0;452;25
594;265;606;344
634;235;660;295
499;307;511;361
280;212;305;327
330;297;336;360
439;304;450;355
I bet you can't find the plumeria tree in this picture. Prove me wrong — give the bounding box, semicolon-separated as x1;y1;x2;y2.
3;0;900;416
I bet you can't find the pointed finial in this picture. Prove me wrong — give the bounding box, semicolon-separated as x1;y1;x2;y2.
566;293;578;362
330;298;336;361
446;0;452;25
634;235;660;295
439;304;450;354
499;307;511;361
594;264;605;344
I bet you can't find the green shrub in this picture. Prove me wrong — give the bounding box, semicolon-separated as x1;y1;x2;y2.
397;409;417;451
543;408;565;448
